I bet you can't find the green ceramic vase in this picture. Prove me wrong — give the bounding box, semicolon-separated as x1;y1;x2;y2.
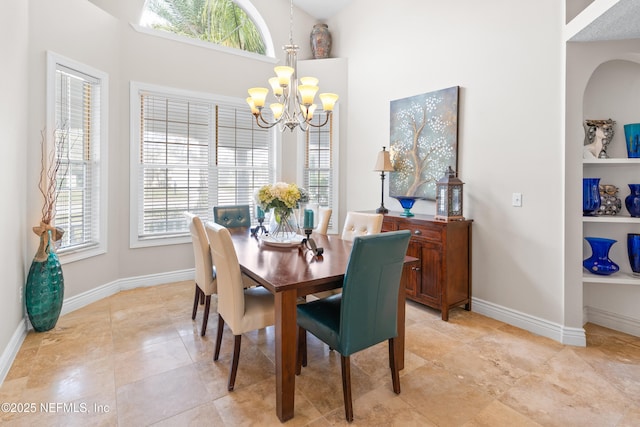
25;230;64;332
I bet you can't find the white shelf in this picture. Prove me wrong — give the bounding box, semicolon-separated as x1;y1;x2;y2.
583;215;640;223
583;271;640;285
583;158;640;164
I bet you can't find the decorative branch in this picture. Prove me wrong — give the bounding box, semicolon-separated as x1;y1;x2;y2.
33;128;68;243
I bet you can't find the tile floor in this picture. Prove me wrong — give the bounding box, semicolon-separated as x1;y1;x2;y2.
1;280;639;426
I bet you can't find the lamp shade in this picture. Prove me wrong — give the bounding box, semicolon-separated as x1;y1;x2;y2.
374;147;394;172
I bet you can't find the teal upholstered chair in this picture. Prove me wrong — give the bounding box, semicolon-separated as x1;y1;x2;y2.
213;205;252;228
296;230;411;422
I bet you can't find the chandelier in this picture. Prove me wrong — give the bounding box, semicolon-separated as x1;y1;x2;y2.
245;0;338;132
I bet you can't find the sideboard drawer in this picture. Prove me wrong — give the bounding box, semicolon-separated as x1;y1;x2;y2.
394;222;442;241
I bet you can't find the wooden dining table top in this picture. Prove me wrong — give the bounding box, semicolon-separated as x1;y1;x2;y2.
228;228;353;295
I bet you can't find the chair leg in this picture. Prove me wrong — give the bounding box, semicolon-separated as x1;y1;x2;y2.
388;338;401;394
296;326;307;375
200;295;211;337
214;314;224;361
340;355;353;422
192;285;201;320
228;335;242;391
200;288;205;305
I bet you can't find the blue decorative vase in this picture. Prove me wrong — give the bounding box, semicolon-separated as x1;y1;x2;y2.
625;184;640;217
393;196;420;217
583;237;619;276
627;234;640;276
25;230;64;332
624;123;640;158
583;178;601;216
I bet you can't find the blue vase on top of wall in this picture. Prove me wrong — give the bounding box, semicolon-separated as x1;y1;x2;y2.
583;237;619;276
583;178;601;216
625;184;640;217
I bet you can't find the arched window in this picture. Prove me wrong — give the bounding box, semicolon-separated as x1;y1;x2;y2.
141;0;268;55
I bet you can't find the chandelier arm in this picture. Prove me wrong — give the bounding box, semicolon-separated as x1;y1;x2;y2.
253;114;280;129
305;113;331;128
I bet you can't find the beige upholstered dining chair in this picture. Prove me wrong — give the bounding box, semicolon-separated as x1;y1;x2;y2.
204;221;275;391
186;213;216;337
312;211;383;302
315;207;332;235
341;211;383;241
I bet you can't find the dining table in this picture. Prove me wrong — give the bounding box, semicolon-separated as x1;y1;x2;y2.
228;228;417;422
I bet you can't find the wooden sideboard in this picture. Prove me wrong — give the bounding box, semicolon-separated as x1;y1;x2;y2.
381;212;472;321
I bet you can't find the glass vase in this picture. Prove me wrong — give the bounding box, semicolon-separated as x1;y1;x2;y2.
268;207;299;242
25;230;65;332
627;234;640;276
624;123;640;158
583;178;601;216
583;237;619;276
624;184;640;217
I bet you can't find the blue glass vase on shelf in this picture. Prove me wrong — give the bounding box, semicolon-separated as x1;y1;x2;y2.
583;237;619;276
627;234;640;276
624;184;640;217
583;178;601;216
624;123;640;158
393;196;420;217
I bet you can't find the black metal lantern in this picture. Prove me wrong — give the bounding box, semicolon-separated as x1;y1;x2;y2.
434;166;464;221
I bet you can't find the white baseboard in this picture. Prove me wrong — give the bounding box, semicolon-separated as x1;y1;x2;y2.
0;318;28;385
1;268;195;386
472;297;587;347
61;268;194;316
585;305;640;338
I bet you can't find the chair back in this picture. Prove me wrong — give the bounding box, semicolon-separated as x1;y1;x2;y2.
316;207;332;235
214;205;251;228
186;213;216;295
341;212;383;241
205;222;246;334
338;230;411;356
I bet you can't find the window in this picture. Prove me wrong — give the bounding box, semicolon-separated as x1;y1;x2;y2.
130;83;274;247
47;52;108;263
140;0;271;56
299;108;339;234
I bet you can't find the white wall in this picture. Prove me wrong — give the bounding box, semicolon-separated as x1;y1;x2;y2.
330;0;567;325
0;1;29;381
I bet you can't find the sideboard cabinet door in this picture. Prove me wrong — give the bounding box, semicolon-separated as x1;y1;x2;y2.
380;212;472;321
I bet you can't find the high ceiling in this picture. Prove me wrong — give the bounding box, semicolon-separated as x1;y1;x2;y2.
569;0;640;41
293;0;352;20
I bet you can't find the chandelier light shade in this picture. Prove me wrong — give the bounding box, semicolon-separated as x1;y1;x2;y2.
374;147;395;214
246;0;338;132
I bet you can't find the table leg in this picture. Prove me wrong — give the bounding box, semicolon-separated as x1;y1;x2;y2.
395;279;406;370
275;289;298;422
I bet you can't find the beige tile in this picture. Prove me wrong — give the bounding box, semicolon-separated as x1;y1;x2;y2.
116;364;211;426
399;362;496;426
150;401;225;426
114;336;193;387
499;347;633;427
323;384;437;426
214;377;321;427
462;400;543;427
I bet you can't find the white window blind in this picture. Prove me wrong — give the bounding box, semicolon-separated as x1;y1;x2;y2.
54;64;102;252
215;104;272;217
304;111;334;228
135;86;274;243
139;93;211;237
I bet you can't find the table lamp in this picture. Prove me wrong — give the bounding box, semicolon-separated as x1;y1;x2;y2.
374;146;395;213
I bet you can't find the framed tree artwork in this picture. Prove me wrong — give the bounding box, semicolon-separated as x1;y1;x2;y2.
389;86;459;200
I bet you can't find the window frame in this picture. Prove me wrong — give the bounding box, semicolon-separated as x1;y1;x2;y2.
130;81;276;248
46;51;109;264
135;0;276;60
